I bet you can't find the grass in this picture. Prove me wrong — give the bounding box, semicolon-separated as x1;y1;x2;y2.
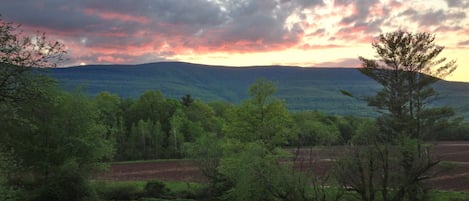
92;180;204;192
92;180;204;201
429;191;469;201
92;179;469;201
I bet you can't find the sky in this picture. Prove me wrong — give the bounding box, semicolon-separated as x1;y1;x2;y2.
0;0;468;82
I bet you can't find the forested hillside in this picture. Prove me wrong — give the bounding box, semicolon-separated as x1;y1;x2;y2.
48;62;469;117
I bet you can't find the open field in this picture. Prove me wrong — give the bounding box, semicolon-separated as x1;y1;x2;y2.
97;141;469;192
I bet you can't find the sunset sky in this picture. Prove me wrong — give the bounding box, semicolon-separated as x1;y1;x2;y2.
0;0;468;82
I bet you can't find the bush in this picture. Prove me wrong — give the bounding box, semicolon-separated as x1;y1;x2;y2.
0;185;26;201
30;172;97;201
98;184;141;201
144;180;169;198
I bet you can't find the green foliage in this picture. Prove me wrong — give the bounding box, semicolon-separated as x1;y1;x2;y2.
181;94;194;107
30;170;97;201
93;180;203;201
144;180;170;198
127;119;165;160
94;91;123;149
436;117;469;140
113;89;227;161
1;88;114;200
0;152;25;201
200;79;323;201
226;79;294;148
97;183;142;201
186;133;223;182
359;31;457;140
219;142;305;201
334;31;454;201
350;118;380;144
292;111;342;146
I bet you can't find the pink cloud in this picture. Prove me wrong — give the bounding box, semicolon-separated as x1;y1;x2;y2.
83;8;151;24
97;55;128;63
300;44;345;50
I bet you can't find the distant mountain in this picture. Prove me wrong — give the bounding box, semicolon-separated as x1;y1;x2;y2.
47;62;469;117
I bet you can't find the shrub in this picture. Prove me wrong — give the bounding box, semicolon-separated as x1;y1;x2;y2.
98;184;141;201
144;180;170;198
30;172;97;201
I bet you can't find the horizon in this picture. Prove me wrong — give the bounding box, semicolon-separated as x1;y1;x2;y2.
1;0;468;82
59;61;468;84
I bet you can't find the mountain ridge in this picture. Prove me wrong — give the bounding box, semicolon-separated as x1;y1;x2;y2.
47;62;469;117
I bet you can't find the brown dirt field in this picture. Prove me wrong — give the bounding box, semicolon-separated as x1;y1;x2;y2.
97;160;205;182
97;141;469;192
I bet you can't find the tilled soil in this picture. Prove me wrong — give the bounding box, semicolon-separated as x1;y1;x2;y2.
97;141;469;192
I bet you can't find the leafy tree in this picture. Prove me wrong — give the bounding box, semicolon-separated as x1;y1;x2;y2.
0;17;65;105
181;94;194;107
185;100;222;136
359;31;456;140
210;79;315;201
220;142;307;201
0;17;96;201
0;18;66;156
292;111;341;146
1;89;113;200
94;92;122;139
336;31;456;201
129;91;167;124
225;79;293;148
168;109;186;158
122;118;167;160
336;139;438;201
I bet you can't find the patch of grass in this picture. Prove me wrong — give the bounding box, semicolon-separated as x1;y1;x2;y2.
429;191;469;201
92;180;204;201
165;181;203;192
92;180;146;200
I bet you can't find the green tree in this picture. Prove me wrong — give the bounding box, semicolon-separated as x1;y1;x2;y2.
129;91;167;124
168;109;186;158
226;79;293;148
292;111;341;146
0;17;65;105
185;100;222;136
336;31;455;201
213;79;314;201
359;31;456;140
181;94;194;107
127;119;165;160
94;92;122;139
1;89;113;201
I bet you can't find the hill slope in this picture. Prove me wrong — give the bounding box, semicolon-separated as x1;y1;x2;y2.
47;62;469;117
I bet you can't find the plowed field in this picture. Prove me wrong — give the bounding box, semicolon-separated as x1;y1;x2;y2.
98;141;469;192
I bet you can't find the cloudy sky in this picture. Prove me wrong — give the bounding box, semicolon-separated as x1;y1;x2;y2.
1;0;468;82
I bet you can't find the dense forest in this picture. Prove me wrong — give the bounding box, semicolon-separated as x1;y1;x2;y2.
1;17;469;201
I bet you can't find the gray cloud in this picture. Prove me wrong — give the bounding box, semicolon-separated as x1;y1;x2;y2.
0;0;467;66
398;8;467;27
335;0;386;40
0;0;325;52
445;0;469;8
419;10;466;26
337;0;386;25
